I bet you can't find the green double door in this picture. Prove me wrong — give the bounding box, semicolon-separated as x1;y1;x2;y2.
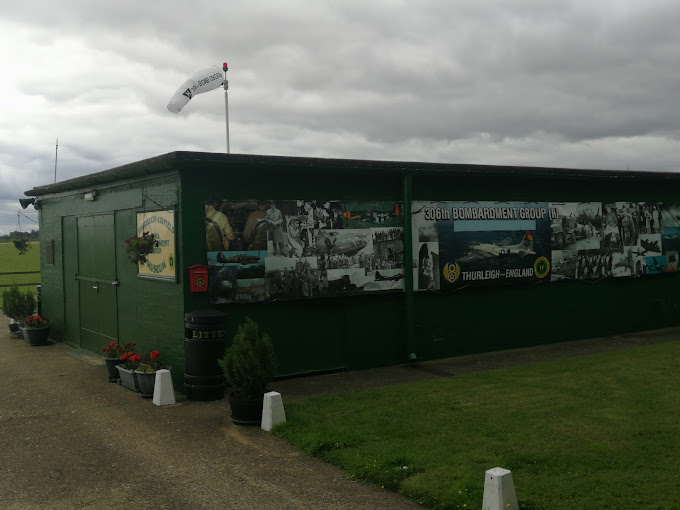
76;215;119;352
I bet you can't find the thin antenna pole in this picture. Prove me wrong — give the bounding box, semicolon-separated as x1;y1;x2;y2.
223;63;230;154
54;138;59;183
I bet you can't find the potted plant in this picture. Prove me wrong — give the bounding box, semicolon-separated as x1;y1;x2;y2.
117;351;141;392
122;231;157;265
134;350;169;398
2;285;35;336
11;236;31;255
218;318;276;425
102;341;135;383
2;284;21;335
23;315;51;346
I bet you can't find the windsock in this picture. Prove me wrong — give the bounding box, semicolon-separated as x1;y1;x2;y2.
167;66;224;113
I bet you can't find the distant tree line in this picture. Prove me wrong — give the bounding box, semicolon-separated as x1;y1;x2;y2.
0;230;39;241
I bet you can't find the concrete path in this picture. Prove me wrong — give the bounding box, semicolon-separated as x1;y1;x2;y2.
0;315;423;510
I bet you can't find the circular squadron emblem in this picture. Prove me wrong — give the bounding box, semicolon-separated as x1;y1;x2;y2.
443;262;461;283
534;256;550;278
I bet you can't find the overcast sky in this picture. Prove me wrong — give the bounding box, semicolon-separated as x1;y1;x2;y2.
2;0;680;235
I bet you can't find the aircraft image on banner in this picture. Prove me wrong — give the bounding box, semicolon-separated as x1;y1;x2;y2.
632;238;661;257
457;231;535;262
374;271;404;282
216;253;262;265
316;230;371;256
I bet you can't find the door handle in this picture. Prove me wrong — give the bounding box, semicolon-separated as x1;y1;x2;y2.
92;283;99;293
112;280;119;286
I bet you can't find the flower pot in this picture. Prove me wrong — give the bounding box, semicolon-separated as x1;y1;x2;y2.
24;327;50;346
135;371;157;399
135;368;170;399
8;323;19;335
228;393;264;426
117;366;140;392
103;358;121;383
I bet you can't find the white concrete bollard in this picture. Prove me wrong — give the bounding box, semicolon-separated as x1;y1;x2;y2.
261;391;286;432
482;467;519;510
153;369;176;406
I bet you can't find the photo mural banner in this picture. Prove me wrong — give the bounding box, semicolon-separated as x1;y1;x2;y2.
412;201;553;290
206;200;404;303
413;200;678;292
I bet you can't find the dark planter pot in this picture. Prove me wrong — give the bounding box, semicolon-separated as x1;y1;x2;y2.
228;393;264;426
117;366;140;392
8;323;19;334
103;358;121;382
134;368;170;398
135;371;157;398
25;327;50;346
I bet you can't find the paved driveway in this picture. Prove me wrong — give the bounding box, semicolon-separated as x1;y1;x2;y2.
0;315;423;510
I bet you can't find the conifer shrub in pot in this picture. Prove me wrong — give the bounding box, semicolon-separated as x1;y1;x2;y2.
2;284;22;333
2;285;36;336
218;317;276;425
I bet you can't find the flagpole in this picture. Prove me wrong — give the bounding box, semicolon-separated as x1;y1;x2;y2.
223;62;230;154
54;138;58;183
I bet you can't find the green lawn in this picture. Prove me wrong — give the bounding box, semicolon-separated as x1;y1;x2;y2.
0;242;40;309
274;342;680;510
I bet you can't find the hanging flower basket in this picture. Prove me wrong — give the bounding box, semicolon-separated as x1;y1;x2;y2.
11;237;31;255
122;232;157;265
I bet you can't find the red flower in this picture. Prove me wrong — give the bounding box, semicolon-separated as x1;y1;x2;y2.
109;341;117;347
150;350;160;359
130;354;142;363
343;211;351;219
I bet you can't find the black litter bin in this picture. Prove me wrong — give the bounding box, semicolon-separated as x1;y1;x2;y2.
184;309;227;401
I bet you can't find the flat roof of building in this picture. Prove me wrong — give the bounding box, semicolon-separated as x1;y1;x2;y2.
25;150;680;196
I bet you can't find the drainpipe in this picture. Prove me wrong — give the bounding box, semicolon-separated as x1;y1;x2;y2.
402;174;417;361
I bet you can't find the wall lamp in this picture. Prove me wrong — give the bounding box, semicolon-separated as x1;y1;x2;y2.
83;190;97;201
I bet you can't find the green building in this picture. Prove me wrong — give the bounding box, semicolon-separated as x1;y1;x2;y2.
24;151;680;386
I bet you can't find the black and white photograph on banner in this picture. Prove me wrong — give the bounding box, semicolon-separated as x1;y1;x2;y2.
601;203;623;251
613;202;665;277
286;215;318;258
612;246;647;277
415;242;440;290
634;233;664;274
208;265;239;304
549;202;603;252
265;256;322;299
635;234;662;257
550;250;576;281
573;249;613;280
661;203;680;230
297;200;344;230
615;202;646;247
412;201;443;243
314;229;374;268
326;268;366;294
371;227;404;269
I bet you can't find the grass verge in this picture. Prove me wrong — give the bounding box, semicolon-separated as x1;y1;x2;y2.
274;342;680;510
